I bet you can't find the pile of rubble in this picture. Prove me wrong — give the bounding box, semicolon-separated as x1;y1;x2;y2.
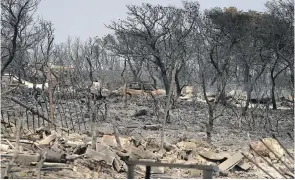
1;124;294;179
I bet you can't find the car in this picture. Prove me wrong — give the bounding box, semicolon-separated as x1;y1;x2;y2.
128;81;156;91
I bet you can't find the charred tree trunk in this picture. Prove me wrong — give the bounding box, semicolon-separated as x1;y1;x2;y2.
147;64;159;88
269;55;289;110
154;55;169;95
200;68;215;143
217;75;227;105
160;68;176;150
151;76;158;89
242;88;251;116
243;64;250;91
242;62;266;116
219;91;226;105
290;65;294;86
127;57;140;82
18;69;22;83
161;69;169;95
206;107;214;143
174;64;185;97
242;63;252;116
165;68;175;124
175;73;182;97
270;68;277;110
270;81;277;110
90;95;97;150
121;59;128;108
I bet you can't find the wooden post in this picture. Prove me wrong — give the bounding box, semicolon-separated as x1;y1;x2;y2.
127;165;135;179
202;170;213;179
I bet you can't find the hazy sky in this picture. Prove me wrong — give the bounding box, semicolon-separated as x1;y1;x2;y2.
36;0;269;43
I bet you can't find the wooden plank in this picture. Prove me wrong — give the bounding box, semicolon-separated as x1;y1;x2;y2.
218;152;243;172
236;160;251;171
